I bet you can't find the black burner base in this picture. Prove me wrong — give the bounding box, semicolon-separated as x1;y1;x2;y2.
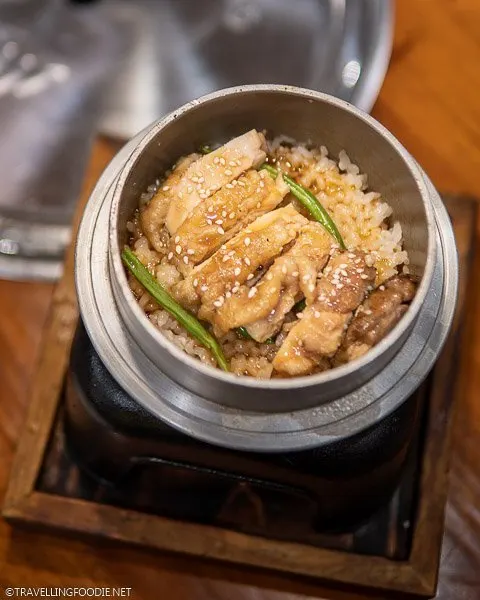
62;322;424;543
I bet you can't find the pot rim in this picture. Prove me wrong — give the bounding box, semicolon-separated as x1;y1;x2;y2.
108;85;437;392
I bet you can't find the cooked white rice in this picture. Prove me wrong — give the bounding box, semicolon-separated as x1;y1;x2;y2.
127;140;410;377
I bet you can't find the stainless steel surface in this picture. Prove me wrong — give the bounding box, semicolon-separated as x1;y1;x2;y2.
0;1;123;282
97;0;393;140
109;86;436;409
75;86;458;452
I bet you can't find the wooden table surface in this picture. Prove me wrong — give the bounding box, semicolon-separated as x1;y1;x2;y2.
1;1;480;598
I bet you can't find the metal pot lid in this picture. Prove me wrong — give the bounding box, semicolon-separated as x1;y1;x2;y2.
97;0;393;139
76;129;458;453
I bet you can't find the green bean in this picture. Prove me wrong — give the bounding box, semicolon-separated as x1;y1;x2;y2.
236;326;275;344
293;298;306;313
121;247;229;371
261;163;346;249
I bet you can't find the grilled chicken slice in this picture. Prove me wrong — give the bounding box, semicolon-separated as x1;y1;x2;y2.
166;130;266;234
272;251;376;376
173;205;308;321
167;169;288;275
334;274;417;365
212;223;332;340
140;154;199;252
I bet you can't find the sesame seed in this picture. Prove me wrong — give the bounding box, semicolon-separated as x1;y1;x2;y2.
238;180;246;187
266;274;273;281
198;177;205;183
247;274;254;280
296;312;303;319
178;191;183;199
314;311;320;318
236;159;241;166
360;274;369;280
183;256;189;264
226;183;234;189
167;252;173;260
201;285;208;292
354;258;361;264
331;290;336;296
337;283;344;289
226;291;232;298
222;255;230;262
281;266;287;275
248;287;257;298
347;253;355;259
175;245;182;254
213;157;220;164
228;250;235;256
379;285;385;291
308;284;315;293
233;267;241;276
229;160;236;166
232;286;239;293
365;309;372;315
225;169;233;176
218;227;225;234
193;279;198;287
213;299;224;308
302;274;311;281
356;268;364;273
221;211;227;218
244;257;251;266
174;235;180;243
219;157;226;165
162;185;170;191
221;244;227;250
187;186;193;193
187;249;194;255
191;176;198;183
215;219;223;225
207;219;213;226
244;237;251;246
339;263;347;269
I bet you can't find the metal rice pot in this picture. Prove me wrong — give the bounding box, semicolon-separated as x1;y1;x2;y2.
75;85;458;454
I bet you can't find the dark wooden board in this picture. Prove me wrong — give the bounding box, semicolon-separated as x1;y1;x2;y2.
2;195;477;598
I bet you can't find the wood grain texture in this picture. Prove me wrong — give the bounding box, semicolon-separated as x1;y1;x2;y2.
1;1;480;598
2;196;473;599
